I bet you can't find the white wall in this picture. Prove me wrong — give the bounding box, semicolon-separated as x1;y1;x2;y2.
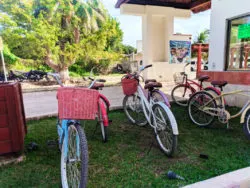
209;0;250;71
136;40;142;53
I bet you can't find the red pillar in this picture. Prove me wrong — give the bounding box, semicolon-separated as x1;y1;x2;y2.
244;46;249;68
196;44;202;78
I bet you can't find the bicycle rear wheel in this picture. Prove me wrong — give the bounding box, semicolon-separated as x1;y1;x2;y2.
123;94;147;126
61;123;88;188
188;91;217;127
171;84;194;107
152;103;178;156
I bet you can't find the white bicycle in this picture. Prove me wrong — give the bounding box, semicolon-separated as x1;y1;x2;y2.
122;65;179;156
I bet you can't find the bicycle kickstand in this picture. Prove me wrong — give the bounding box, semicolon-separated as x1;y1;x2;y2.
91;122;99;137
146;141;154;155
226;121;233;130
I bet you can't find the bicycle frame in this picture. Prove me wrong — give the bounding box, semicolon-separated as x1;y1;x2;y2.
185;77;221;96
136;84;156;127
180;64;221;96
58;120;81;161
199;90;250;123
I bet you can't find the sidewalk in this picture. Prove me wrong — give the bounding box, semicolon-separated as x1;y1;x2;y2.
24;86;126;120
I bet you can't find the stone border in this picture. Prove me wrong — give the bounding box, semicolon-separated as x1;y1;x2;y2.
22;82;121;93
25;106;123;121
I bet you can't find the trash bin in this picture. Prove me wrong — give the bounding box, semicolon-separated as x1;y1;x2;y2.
0;82;27;155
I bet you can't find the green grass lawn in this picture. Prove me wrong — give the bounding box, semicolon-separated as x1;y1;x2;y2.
0;105;250;187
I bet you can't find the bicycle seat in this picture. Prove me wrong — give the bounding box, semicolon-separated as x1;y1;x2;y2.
145;79;157;84
198;75;210;82
144;82;162;90
92;83;104;90
211;81;228;88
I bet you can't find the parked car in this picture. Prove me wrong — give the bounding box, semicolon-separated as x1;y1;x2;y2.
190;60;208;71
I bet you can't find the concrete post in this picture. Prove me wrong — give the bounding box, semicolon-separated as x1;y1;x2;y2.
142;13;153;79
165;15;174;62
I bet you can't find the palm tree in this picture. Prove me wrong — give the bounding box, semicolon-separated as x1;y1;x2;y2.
194;29;210;44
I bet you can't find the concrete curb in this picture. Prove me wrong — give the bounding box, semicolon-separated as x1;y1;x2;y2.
183;167;250;188
25;106;123;121
22;83;121;93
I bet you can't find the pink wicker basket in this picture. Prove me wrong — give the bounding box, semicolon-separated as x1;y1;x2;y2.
57;87;99;120
121;78;138;95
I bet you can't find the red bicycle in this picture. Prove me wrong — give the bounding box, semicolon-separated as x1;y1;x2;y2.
88;77;110;142
171;63;222;107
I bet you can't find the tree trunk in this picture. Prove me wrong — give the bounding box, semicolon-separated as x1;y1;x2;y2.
59;67;70;83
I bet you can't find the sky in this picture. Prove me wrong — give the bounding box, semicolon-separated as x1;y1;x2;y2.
102;0;211;47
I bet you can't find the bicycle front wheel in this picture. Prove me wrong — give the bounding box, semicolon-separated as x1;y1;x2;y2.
61;123;88;188
188;91;217;127
152;103;178;156
171;84;194;107
243;110;250;140
123;94;147;126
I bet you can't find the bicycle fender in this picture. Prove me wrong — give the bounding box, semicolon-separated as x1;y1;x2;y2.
240;106;250;123
99;94;110;108
154;102;179;135
154;90;171;107
99;100;109;127
205;86;221;95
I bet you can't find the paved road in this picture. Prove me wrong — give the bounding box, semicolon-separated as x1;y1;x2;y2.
23;86;125;120
23;83;177;120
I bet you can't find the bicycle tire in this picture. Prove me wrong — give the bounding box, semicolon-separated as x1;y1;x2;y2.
99;100;108;142
171;84;194;107
188;91;217;127
152;103;178;156
123;94;147;126
61;123;88;188
243;110;250;140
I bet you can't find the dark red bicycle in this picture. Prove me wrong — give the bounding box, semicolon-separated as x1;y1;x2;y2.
171;63;222;107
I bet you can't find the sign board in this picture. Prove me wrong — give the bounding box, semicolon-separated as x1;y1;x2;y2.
238;24;250;39
0;37;3;51
169;40;191;64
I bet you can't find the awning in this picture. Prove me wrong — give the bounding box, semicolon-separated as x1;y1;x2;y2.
115;0;211;14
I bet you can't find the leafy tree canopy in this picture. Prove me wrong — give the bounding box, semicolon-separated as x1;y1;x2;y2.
0;0;123;81
121;44;137;55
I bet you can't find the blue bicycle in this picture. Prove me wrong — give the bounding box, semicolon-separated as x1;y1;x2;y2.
49;73;101;188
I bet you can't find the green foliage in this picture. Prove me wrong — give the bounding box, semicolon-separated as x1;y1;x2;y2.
69;71;81;78
2;45;19;65
0;0;124;80
121;44;137;54
194;29;210;44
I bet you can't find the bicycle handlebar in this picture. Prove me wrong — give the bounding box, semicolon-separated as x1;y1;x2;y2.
48;73;106;89
139;64;153;72
47;73;63;87
144;64;153;69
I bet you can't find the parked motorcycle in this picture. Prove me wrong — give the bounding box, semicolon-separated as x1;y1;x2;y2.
27;70;50;81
